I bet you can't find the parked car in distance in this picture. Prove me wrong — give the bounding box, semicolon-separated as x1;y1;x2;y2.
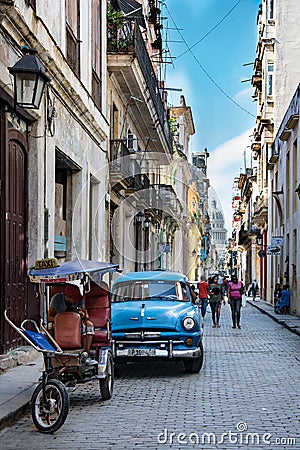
111;271;204;373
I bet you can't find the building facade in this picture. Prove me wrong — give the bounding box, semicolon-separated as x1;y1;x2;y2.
0;0;204;352
208;197;227;273
269;86;300;315
0;0;109;352
234;0;300;313
187;150;211;280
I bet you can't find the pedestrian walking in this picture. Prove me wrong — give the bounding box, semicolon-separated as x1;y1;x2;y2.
197;275;209;318
274;283;282;313
223;276;229;296
251;279;259;300
189;283;198;304
228;275;244;329
208;274;224;328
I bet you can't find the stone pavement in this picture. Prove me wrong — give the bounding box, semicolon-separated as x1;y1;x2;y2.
0;297;299;433
246;296;300;337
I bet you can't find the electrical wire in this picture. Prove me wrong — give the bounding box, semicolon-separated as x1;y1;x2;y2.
162;1;256;119
174;0;245;61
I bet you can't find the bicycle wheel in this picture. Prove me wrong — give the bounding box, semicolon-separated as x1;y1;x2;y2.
31;379;69;433
99;352;114;400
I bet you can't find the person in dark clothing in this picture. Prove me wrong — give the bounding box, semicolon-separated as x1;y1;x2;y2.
274;283;282;313
208;275;224;328
251;279;259;300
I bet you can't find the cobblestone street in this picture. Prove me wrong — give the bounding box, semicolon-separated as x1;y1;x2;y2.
1;303;299;450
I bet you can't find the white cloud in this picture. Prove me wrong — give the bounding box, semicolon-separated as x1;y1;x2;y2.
208;129;253;232
234;86;253;101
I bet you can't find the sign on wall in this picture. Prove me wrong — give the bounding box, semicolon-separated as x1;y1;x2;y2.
266;245;281;255
271;236;284;246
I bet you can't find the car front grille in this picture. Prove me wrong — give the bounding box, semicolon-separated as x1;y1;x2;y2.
124;331;161;339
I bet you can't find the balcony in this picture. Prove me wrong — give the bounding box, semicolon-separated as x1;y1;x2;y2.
107;20;172;157
150;184;183;219
252;73;262;88
251;141;261;158
269;141;279;163
110;140;147;192
252;194;268;226
238;223;258;246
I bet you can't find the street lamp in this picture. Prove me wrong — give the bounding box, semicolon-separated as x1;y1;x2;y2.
9;47;50;109
191;249;197;257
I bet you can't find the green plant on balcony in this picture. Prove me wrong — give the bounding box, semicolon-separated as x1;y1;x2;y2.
107;1;133;51
169;117;179;135
107;1;124;29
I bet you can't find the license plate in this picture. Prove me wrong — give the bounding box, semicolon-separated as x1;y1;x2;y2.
128;348;156;357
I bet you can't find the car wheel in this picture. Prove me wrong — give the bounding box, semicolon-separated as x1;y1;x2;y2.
183;342;204;373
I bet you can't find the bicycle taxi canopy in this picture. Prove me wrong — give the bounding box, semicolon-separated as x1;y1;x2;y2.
28;258;120;285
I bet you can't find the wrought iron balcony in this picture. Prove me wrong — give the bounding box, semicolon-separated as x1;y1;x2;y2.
157;184;183;218
110;139;146;191
107;19;172;154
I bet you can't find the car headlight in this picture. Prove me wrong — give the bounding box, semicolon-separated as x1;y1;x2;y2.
182;317;196;331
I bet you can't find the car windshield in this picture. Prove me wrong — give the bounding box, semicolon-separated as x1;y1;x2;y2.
112;280;188;302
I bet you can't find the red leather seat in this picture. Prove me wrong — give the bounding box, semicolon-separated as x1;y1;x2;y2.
85;282;110;345
54;311;82;349
50;285;83;350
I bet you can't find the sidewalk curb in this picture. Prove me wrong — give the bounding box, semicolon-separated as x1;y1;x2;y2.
0;389;33;432
0;355;42;432
247;300;300;337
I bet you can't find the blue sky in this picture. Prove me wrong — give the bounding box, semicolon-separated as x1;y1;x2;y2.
162;0;260;230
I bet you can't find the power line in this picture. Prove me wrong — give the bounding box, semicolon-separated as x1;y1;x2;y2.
162;2;255;119
175;0;245;61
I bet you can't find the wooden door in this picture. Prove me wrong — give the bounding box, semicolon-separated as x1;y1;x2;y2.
0;128;28;352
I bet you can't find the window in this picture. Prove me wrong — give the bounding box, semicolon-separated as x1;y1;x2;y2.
66;0;80;76
269;0;274;20
55;148;81;259
126;129;139;152
111;103;119;140
267;62;274;96
55;172;68;259
91;0;102;109
112;280;185;302
127;129;134;151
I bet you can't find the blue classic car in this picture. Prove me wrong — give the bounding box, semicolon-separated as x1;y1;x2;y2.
111;271;204;373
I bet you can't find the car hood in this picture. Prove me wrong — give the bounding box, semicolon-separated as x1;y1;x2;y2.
112;300;193;332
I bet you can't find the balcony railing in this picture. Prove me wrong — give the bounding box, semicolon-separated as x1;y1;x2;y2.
156;184;183;217
110;140;146;190
107;19;171;149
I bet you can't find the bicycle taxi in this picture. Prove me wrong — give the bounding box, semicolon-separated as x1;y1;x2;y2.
4;258;119;433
